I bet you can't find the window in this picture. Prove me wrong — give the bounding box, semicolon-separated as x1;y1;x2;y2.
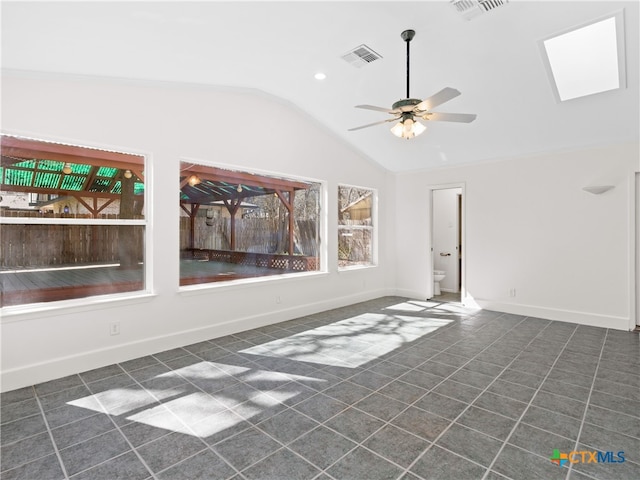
179;161;321;286
338;185;376;268
0;135;146;307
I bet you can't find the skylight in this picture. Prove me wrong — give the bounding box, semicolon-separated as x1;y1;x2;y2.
541;11;626;102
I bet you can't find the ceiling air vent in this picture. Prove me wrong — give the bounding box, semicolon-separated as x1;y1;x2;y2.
450;0;509;21
341;44;382;68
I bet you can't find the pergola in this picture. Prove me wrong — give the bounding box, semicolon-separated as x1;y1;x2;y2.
179;163;312;255
1;136;312;257
1;135;145;217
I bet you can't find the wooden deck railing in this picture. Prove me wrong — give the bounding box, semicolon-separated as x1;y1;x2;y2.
182;248;318;272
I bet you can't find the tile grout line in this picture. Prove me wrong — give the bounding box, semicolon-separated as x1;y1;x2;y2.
399;315;563;480
111;363;248;480
480;323;584;480
15;387;70;480
147;346;348;478
564;328;609;480
307;311;539;480
229;305;505;478
74;374;161;480
384;313;545;478
4;300;635;480
80;359;270;478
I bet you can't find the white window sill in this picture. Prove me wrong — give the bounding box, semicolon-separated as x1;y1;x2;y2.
0;291;157;323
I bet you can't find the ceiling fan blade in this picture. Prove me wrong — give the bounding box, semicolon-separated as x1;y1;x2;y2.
415;87;461;112
422;112;477;123
355;104;397;114
348;117;401;131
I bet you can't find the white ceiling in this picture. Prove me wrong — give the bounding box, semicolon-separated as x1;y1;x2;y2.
2;1;638;172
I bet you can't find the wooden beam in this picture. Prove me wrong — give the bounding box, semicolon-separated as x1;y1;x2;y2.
1;135;144;168
0;184;132;200
179;204;192;216
274;189;293;211
180;164;310;191
75;197;98;217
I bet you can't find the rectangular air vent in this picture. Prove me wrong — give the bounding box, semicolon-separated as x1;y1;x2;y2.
341;44;382;68
450;0;509;21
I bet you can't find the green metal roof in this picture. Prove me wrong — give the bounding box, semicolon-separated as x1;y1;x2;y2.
1;158;144;195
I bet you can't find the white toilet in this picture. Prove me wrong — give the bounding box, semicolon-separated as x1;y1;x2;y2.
433;270;446;295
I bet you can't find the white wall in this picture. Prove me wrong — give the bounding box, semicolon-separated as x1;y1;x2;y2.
396;143;639;331
433;188;461;293
2;72;638;391
0;73;396;391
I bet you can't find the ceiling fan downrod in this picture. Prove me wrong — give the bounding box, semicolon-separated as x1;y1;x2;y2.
401;29;415;99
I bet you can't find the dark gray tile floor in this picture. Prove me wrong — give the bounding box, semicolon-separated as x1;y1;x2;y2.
1;296;639;480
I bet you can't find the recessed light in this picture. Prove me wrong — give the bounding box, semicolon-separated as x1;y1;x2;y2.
541;11;626;102
314;72;327;80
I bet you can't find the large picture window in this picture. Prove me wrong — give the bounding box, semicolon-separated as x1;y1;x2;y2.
0;135;146;307
179;162;321;286
338;184;376;268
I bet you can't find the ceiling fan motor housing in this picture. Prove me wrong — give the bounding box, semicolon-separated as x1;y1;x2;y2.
392;98;422;112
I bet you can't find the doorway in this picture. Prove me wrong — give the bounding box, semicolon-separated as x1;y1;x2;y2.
429;184;465;303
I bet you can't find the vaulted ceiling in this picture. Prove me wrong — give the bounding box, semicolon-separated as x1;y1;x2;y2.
2;1;638;172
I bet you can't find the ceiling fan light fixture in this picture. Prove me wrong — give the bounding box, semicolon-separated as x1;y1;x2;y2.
391;117;426;139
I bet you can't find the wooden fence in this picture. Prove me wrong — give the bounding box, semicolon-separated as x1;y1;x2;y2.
0;224;144;268
338;218;373;265
0;215;317;268
180;217;318;256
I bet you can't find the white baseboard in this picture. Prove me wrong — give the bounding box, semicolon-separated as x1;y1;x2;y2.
1;288;390;391
474;299;630;331
393;288;428;300
4;290;629;391
440;288;460;293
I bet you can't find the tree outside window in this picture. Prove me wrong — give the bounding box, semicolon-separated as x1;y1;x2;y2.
338;185;376;268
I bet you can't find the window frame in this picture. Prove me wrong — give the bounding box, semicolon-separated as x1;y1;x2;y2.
0;134;151;311
177;158;326;290
337;183;378;270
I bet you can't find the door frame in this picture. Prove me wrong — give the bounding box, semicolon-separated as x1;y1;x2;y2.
427;182;466;304
634;172;639;328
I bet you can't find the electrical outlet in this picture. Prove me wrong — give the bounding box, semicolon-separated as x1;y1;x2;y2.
110;322;121;336
275;296;281;304
509;288;516;298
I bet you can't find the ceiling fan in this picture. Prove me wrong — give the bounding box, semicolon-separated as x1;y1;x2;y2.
349;29;477;139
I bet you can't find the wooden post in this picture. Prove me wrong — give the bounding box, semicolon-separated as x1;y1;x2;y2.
179;203;198;254
118;175;136;267
223;198;241;251
288;189;295;255
275;189;295;255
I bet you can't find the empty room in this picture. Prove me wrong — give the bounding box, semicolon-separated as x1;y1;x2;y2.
1;1;639;480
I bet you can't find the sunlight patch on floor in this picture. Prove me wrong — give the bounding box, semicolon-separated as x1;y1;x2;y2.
241;312;453;367
66;365;320;438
